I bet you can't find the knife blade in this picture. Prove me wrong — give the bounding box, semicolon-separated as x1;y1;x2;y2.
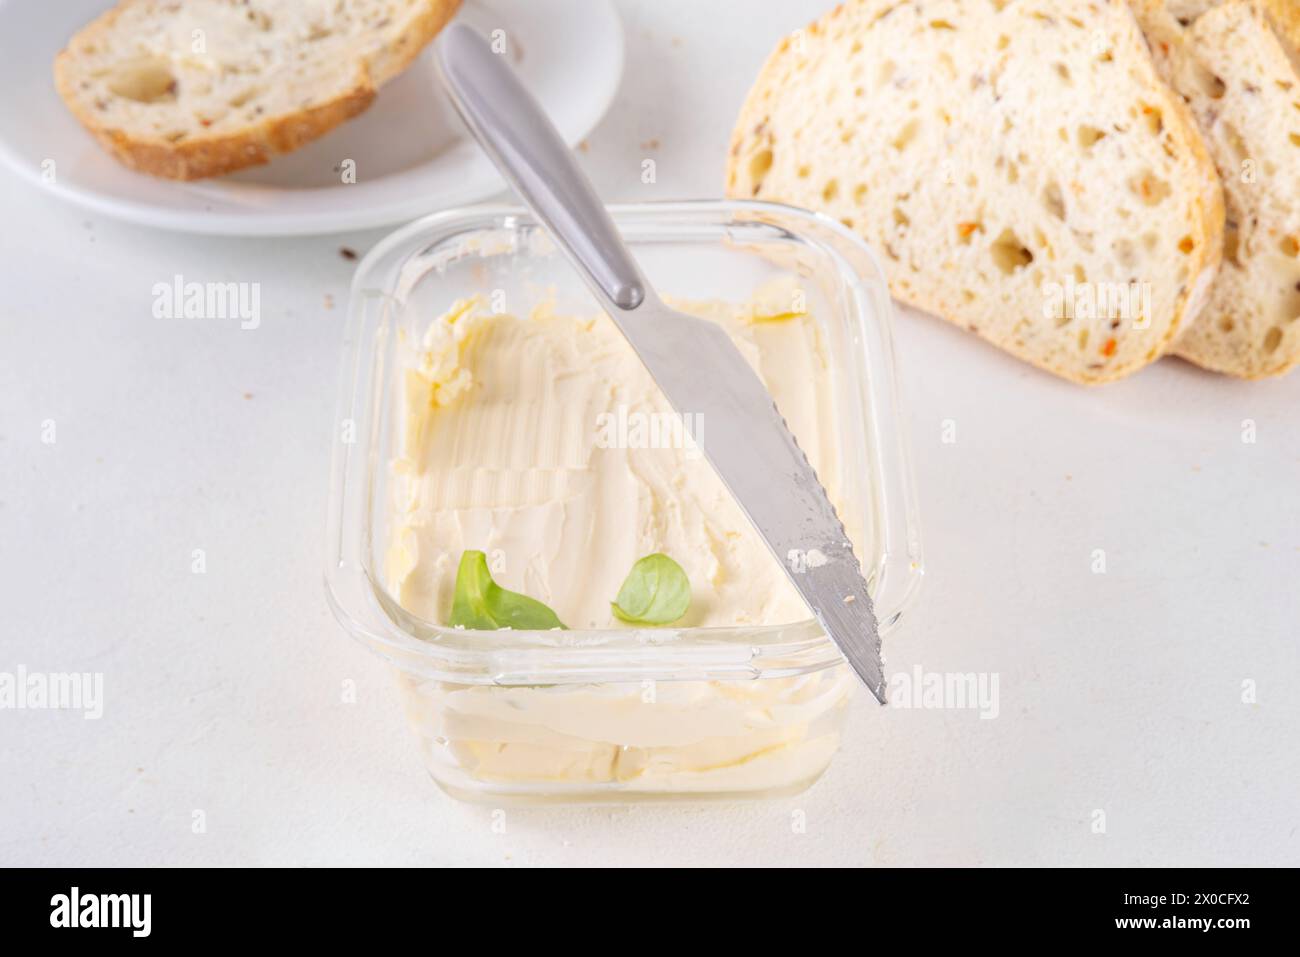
614;299;886;700
435;24;886;702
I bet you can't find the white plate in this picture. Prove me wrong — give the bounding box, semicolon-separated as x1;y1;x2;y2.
0;0;623;235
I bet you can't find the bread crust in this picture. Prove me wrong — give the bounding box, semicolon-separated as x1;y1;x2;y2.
1259;0;1300;50
53;0;460;180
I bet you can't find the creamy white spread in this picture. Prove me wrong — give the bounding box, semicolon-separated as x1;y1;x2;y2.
387;280;841;629
386;283;854;795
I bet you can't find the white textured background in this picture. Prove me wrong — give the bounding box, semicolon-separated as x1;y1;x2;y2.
2;0;1297;866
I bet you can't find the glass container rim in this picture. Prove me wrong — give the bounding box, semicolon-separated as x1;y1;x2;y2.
325;199;923;683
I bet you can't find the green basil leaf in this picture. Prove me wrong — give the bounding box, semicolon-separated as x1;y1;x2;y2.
449;550;566;631
611;553;691;625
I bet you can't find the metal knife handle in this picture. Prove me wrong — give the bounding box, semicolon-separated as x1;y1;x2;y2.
435;24;646;312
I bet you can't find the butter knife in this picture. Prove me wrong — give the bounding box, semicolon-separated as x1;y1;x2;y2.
434;24;886;702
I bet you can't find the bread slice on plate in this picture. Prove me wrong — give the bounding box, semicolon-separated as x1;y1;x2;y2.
725;0;1224;383
54;0;460;180
1135;0;1300;377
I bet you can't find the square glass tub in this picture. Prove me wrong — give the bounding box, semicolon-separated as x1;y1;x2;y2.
326;200;922;804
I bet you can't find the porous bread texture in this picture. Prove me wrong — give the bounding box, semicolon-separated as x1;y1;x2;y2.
726;0;1224;384
54;0;460;180
1135;0;1300;377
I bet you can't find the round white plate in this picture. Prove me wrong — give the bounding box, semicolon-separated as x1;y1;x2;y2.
0;0;623;235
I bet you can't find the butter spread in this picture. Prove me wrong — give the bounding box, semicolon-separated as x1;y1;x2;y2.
387;281;842;630
385;282;855;796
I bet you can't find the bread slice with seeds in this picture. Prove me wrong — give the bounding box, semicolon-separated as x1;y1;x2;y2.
54;0;460;180
725;0;1223;383
1134;0;1300;376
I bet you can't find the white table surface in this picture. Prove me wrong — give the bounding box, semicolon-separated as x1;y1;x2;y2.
2;0;1297;868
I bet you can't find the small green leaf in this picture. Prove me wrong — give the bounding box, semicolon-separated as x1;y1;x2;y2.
611;553;691;625
449;550;566;631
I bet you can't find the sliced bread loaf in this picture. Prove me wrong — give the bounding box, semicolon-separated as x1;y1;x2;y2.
1134;0;1300;377
54;0;460;180
725;0;1224;383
